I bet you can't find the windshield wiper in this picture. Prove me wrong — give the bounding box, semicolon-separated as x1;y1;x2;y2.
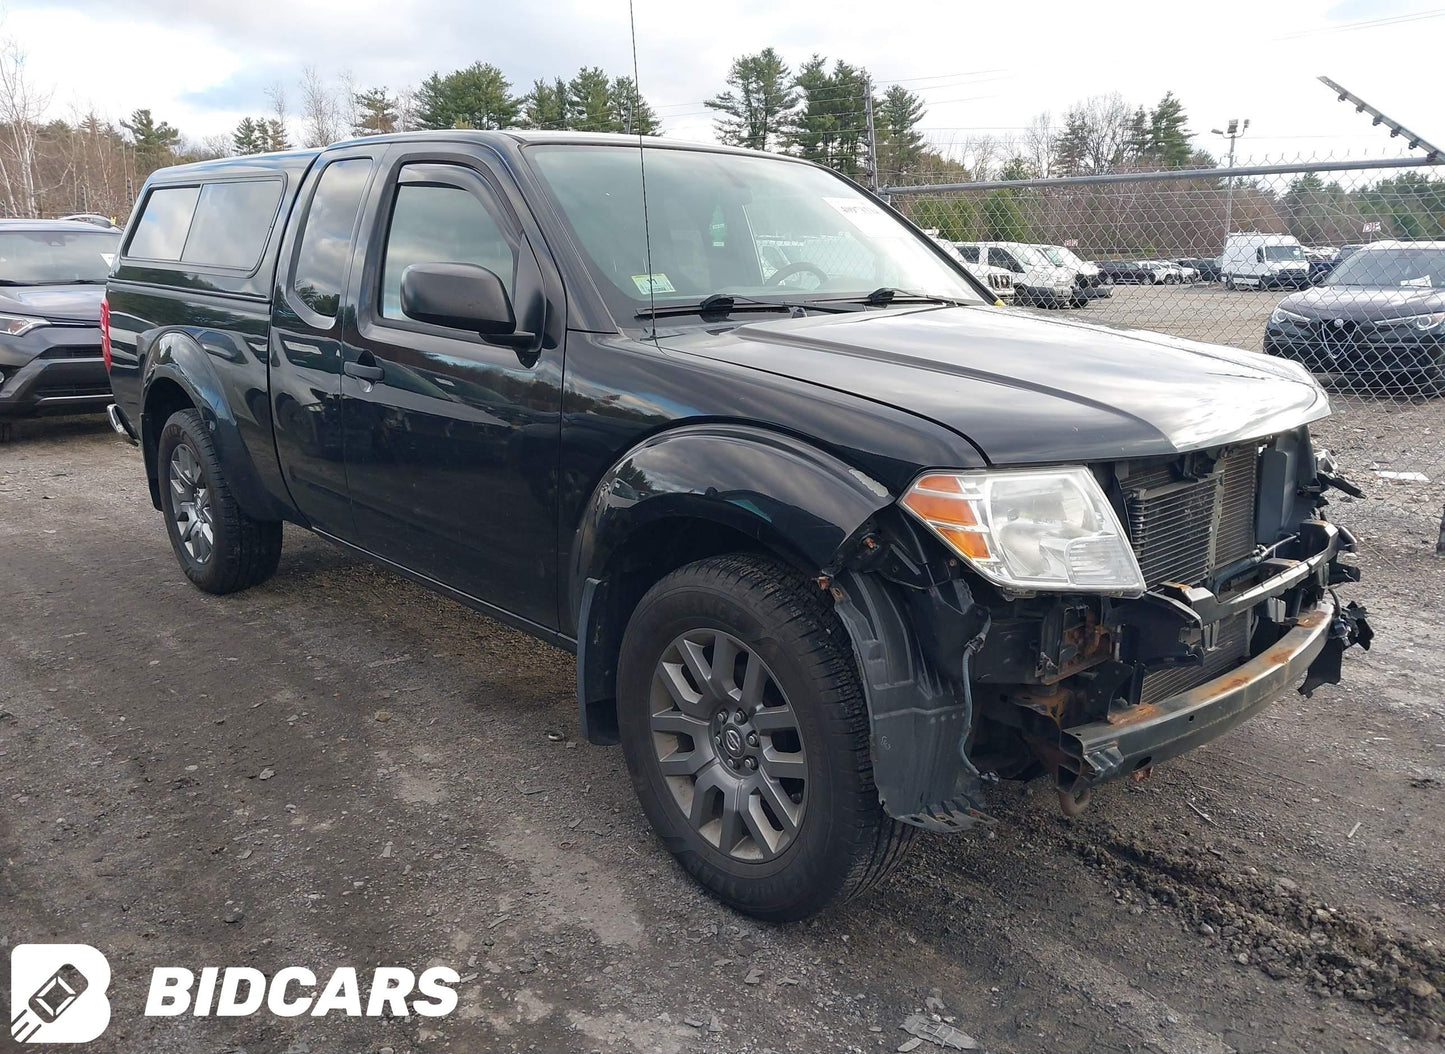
635;292;859;320
818;287;974;308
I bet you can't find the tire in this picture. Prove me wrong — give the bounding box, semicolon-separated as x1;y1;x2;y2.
617;554;913;921
157;408;282;595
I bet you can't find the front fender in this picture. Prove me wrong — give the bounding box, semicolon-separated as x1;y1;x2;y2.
142;330;292;522
568;423;896;627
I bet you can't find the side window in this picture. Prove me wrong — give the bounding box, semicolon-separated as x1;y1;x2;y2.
181;180;283;269
1255;248;1265;263
956;244;979;263
987;247;1015;271
126;186;200;260
292;159;372;320
380;178;517;321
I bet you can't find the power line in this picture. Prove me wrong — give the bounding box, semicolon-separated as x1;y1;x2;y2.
1271;7;1445;40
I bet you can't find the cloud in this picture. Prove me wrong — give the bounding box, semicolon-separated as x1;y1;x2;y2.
5;0;1440;164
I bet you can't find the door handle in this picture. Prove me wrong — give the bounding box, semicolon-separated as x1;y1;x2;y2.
343;360;384;382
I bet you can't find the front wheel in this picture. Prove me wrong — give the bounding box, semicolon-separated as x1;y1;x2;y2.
157;408;282;595
617;554;913;921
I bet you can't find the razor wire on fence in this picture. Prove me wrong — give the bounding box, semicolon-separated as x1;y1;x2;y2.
884;155;1445;562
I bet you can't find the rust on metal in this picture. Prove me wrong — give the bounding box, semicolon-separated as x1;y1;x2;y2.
1105;702;1163;728
1130;764;1155;782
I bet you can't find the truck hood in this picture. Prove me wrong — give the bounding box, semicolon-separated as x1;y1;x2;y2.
0;284;103;324
1277;284;1445;322
660;305;1330;465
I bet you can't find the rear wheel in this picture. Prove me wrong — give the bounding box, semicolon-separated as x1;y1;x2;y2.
617;554;912;920
157;408;282;595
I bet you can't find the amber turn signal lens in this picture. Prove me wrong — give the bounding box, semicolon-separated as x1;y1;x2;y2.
899;482;991;560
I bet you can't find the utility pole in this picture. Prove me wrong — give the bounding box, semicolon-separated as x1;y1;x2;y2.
1210;118;1249;241
863;76;878;190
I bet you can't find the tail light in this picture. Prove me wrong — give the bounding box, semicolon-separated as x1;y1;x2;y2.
100;295;111;371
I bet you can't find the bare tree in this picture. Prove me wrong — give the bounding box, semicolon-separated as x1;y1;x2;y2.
335;67;358;140
396;86;417;132
0;37;51;216
1024;112;1056;178
299;65;341;147
264;80;291;146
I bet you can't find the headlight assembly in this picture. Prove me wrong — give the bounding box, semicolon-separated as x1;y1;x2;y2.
1269;307;1310;326
899;467;1146;595
1378;311;1445;332
0;314;48;336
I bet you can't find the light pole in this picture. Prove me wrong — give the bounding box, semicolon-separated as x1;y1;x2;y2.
1210;118;1249;241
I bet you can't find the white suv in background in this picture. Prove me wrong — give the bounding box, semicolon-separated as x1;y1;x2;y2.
954;241;1084;308
1033;244;1112;303
930;236;1016;303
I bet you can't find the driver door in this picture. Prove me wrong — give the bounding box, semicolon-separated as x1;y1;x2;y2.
338;154;563;629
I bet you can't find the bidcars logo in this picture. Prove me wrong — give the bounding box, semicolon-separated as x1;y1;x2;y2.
145;965;460;1018
10;944;113;1044
10;946;459;1045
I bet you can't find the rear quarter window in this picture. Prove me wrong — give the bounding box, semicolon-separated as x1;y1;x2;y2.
125;185;200;261
124;178;283;271
181;180;283;270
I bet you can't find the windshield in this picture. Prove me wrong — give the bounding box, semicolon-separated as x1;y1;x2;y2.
1264;244;1304;262
528;145;981;315
0;229;119;284
1324;246;1445;288
1036;245;1066;266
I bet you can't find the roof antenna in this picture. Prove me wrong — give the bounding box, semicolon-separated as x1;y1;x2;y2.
628;0;657;335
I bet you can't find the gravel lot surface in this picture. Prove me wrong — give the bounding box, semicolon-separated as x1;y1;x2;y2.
2;411;1442;1054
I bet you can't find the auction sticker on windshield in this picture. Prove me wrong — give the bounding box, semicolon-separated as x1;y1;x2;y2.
823;197;902;239
631;273;676;295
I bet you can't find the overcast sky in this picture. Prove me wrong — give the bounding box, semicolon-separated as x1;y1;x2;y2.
7;0;1443;165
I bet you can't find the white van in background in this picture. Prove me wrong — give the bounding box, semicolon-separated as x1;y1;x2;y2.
1222;233;1310;290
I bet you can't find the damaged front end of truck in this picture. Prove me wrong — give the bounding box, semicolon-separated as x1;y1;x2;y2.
831;425;1372;830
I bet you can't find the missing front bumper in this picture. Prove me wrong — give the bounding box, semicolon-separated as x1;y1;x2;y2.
1059;596;1341;786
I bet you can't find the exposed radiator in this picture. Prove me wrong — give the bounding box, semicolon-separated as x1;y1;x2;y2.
1139;610;1253;704
1122;445;1260;588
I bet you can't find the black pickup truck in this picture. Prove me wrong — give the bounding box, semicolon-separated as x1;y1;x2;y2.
105;131;1369;920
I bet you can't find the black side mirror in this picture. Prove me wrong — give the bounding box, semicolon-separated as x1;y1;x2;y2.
400;262;534;343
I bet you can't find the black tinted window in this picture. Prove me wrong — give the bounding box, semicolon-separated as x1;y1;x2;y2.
181;180;282;269
127;186;199;260
381;180;515;320
293;159;372;319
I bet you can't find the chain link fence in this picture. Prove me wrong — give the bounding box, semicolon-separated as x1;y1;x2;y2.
884;156;1445;566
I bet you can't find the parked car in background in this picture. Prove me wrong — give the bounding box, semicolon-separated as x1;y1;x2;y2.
954;241;1083;306
1177;257;1222;282
1096;259;1158;285
105;131;1369;920
0;219;119;420
1032;244;1112;302
1159;261;1198;284
1222;232;1310;290
58;213;121;231
1264;239;1445;395
1304;247;1337;285
930;237;1015;302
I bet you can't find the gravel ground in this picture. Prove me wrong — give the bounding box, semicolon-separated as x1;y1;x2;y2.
2;413;1442;1054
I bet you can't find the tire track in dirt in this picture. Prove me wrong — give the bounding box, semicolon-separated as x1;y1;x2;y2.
1052;814;1443;1040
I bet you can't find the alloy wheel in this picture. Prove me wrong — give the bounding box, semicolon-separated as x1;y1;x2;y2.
648;628;808;861
169;443;215;564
